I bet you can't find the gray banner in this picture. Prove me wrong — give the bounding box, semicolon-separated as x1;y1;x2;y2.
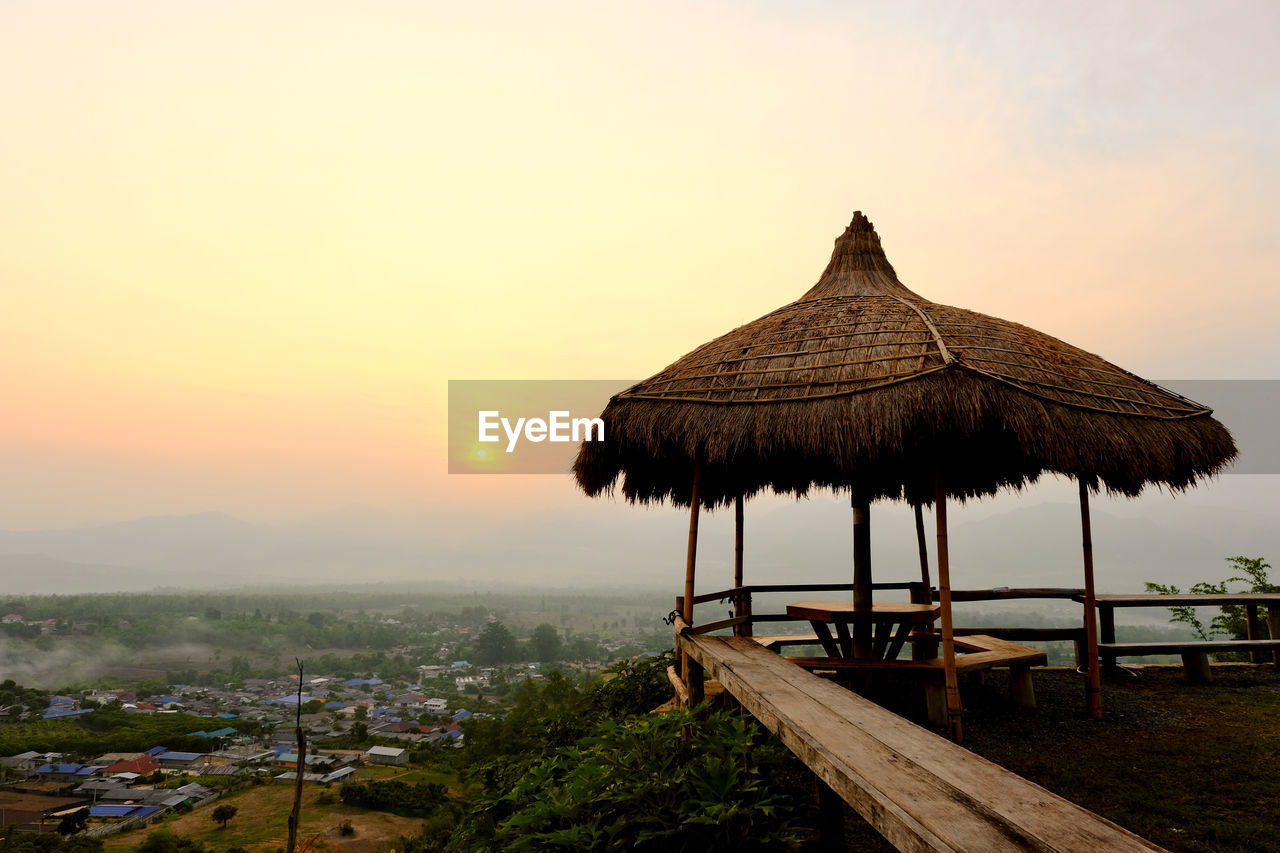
447;379;1280;475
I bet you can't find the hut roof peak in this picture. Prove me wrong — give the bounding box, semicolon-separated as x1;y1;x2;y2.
800;211;920;302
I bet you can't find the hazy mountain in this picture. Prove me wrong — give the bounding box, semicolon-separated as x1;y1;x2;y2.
0;499;1275;595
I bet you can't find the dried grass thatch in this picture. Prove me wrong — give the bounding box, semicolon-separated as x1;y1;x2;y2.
574;212;1236;506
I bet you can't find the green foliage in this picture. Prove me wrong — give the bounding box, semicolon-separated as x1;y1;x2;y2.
339;820;356;837
453;709;806;852
460;653;673;778
0;834;103;853
1147;556;1275;644
450;651;806;851
529;623;562;662
339;779;448;816
136;829;207;853
0;707;252;758
0;679;50;718
56;808;88;836
211;803;238;828
474;621;518;665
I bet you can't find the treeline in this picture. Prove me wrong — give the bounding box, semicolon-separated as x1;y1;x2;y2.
339;779;449;815
0;708;256;759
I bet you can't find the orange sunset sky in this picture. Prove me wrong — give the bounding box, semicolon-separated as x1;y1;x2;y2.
3;1;1279;529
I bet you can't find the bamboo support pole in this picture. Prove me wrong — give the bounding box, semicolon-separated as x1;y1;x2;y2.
913;502;931;589
852;488;872;659
683;461;704;706
934;469;963;742
734;495;744;589
912;502;934;660
734;495;750;637
1078;479;1103;718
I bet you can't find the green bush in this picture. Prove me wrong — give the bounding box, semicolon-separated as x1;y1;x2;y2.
1147;555;1276;652
452;708;806;852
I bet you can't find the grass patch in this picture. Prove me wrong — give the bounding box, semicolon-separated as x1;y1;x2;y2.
102;781;426;853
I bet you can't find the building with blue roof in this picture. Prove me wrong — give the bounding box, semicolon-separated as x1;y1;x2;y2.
42;707;94;720
89;804;160;820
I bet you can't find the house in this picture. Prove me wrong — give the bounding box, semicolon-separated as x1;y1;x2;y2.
424;698;448;713
454;675;488;692
88;804;161;822
275;752;337;770
1;751;51;775
43;707;94;720
101;755;161;777
154;751;207;772
35;763;100;783
365;746;408;766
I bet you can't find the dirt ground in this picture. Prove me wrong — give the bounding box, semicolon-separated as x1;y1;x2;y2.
785;663;1280;853
103;782;426;852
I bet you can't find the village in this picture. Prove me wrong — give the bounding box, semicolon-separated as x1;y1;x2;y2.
0;609;646;840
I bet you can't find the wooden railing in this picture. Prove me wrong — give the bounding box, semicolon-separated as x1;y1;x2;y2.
674;583;1087;666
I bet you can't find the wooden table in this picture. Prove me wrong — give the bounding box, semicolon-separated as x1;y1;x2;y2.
786;601;941;661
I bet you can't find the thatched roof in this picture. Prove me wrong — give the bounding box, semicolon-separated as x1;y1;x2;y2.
574;212;1236;506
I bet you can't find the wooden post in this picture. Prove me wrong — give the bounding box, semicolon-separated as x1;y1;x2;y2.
851;488;872;660
1267;605;1280;670
683;461;704;707
913;502;931;590
911;502;933;661
934;468;962;742
1099;605;1117;671
1245;604;1263;663
1078;479;1103;719
734;495;751;637
734;495;744;589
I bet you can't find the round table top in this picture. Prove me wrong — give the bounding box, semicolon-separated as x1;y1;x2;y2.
786;600;941;623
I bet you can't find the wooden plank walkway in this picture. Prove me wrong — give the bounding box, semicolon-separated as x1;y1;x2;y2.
681;633;1165;853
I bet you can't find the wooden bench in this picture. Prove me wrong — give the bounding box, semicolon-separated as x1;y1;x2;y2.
680;633;1164;852
1082;593;1280;681
1099;639;1280;683
785;634;1047;725
751;632;822;650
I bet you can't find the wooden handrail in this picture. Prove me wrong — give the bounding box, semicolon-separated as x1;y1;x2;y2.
936;587;1085;602
687;580;922;607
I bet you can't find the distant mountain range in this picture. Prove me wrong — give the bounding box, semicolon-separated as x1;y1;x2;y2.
0;498;1276;596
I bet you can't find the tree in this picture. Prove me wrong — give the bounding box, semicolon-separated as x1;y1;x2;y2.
474;621;518;664
529;623;562;662
211;804;238;829
57;807;89;835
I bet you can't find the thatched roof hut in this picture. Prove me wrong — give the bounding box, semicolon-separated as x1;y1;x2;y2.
574;211;1237;736
574;212;1235;507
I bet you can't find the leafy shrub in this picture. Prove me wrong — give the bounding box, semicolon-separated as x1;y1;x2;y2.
1147;556;1276;651
339;779;448;815
452;708;806;852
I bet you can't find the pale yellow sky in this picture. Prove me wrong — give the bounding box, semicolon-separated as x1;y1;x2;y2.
3;1;1278;527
